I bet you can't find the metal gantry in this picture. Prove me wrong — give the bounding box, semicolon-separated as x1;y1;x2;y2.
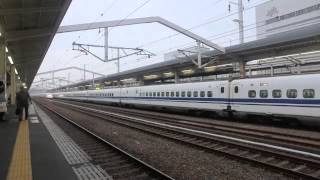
57;16;226;73
71;42;156;73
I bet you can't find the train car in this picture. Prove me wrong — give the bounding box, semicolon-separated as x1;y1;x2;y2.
119;80;230;114
52;74;320;126
86;88;121;104
230;74;320;125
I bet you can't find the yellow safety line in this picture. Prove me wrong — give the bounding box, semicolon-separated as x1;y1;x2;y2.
6;120;32;180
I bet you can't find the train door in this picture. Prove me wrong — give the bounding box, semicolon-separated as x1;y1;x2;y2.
218;83;229;109
230;81;241;109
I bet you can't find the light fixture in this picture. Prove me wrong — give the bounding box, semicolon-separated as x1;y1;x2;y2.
17;76;20;80
300;50;320;55
204;66;217;72
5;47;8;53
8;56;13;64
163;72;174;77
181;69;194;74
14;68;18;75
144;75;158;80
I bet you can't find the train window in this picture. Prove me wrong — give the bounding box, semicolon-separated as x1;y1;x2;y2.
260;90;268;98
207;91;213;97
187;91;192;97
166;92;169;96
181;91;186;97
153;92;156;96
176;91;180;97
193;91;198;97
272;90;282;98
157;92;160;97
303;89;315;98
200;91;205;97
234;86;239;93
287;89;297;98
161;92;165;97
171;92;175;97
248;90;256;98
221;87;225;94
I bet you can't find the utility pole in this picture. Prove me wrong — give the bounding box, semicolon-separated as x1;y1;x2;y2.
229;0;247;79
117;48;120;73
238;0;244;44
83;64;86;81
229;0;246;44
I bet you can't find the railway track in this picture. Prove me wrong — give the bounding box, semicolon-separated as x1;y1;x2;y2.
55;99;320;154
36;100;174;180
39;98;320;180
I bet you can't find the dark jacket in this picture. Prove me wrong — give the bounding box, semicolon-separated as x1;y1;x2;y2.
16;90;30;107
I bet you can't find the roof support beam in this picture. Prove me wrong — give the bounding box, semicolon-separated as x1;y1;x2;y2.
58;16;226;53
6;28;52;42
0;7;61;15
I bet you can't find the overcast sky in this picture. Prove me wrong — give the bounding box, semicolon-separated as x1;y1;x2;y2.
33;0;269;87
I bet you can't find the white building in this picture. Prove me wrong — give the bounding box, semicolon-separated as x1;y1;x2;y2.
256;0;320;39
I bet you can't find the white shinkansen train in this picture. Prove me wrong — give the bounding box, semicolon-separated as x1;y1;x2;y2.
51;74;320;126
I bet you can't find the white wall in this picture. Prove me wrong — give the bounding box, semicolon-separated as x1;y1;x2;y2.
256;0;320;39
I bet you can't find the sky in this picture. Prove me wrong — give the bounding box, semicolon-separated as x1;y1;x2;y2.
33;0;270;88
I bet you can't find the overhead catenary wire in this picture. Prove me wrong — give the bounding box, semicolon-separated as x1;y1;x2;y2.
93;0;152;43
137;0;268;49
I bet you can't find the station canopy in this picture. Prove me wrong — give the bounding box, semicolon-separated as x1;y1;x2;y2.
0;0;72;87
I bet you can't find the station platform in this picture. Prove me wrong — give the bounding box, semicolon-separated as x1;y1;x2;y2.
0;103;108;180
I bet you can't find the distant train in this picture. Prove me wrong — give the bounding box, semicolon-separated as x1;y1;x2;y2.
50;74;320;126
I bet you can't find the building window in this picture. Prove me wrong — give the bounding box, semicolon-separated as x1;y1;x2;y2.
187;91;192;97
193;91;198;97
234;86;239;93
207;91;213;97
221;87;225;94
161;92;164;97
287;89;297;98
166;92;169;97
248;90;256;98
171;92;175;97
157;92;160;97
149;92;152;96
260;90;268;98
181;91;186;97
303;89;315;98
176;91;180;97
153;92;156;96
272;89;282;98
200;91;205;97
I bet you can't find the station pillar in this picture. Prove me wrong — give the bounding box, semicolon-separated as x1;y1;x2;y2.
10;65;16;105
0;37;5;83
174;71;180;83
239;61;246;79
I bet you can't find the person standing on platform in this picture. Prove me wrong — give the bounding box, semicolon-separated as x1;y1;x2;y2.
16;86;31;121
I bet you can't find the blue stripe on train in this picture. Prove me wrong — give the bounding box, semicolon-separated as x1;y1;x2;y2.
65;95;320;108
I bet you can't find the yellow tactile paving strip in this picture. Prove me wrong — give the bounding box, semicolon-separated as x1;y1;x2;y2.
6;120;32;180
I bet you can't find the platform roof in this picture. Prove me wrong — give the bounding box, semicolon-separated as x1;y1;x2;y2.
0;0;72;87
56;23;320;90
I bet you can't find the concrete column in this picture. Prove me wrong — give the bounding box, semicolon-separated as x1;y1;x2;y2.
297;64;301;74
174;71;180;83
239;61;246;79
0;38;6;103
136;75;144;86
270;65;274;77
10;65;16;104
